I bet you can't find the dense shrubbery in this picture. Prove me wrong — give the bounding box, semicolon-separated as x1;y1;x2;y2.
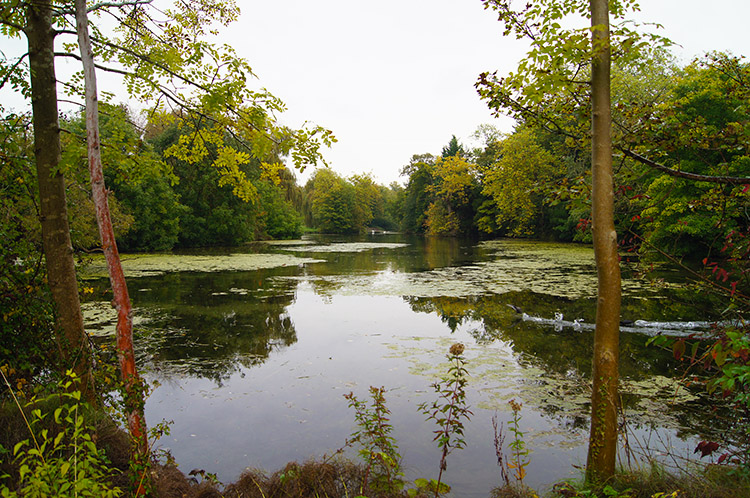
0;114;59;388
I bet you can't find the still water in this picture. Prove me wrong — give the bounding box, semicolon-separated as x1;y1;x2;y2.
82;235;724;496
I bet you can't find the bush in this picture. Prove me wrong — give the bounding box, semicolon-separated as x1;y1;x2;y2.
0;374;122;497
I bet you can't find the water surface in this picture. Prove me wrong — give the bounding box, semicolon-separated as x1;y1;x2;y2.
82;235;724;496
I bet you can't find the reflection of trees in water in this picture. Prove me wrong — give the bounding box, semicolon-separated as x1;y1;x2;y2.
404;291;706;379
91;268;302;385
291;234;483;278
402;291;731;444
403;295;481;332
140;294;297;385
423;236;461;269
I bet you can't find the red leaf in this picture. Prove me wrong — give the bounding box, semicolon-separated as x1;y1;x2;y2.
694;440;720;458
673;339;686;361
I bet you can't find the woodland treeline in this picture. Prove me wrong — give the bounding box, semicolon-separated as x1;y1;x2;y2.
5;49;748;262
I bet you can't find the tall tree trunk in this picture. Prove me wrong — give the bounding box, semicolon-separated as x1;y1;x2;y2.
586;0;621;482
74;1;149;493
26;0;94;400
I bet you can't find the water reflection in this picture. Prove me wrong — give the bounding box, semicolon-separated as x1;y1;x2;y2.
401;291;732;454
80;235;726;495
87;266;302;385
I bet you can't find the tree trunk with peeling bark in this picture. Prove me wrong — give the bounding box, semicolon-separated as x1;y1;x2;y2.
26;0;94;400
586;0;621;483
74;0;149;491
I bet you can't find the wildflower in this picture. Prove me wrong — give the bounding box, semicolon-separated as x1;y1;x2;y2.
449;343;465;356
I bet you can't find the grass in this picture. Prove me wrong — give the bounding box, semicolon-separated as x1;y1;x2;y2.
536;462;750;498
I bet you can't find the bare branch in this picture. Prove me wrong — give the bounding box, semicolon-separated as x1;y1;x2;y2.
87;0;153;13
58;98;85;109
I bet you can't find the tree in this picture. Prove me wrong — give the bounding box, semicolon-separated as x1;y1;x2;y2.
477;0;663;480
257;180;303;239
305;169;357;234
350;173;384;230
400;154;435;233
586;0;620;480
480;128;559;236
23;0;94;398
0;111;59;390
376;182;403;231
74;2;148;489
1;0;335;391
62;104;179;251
631;54;750;259
149;117;265;247
442;134;466;158
425;154;477;236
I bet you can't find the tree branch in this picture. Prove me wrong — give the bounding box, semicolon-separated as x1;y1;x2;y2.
619;148;750;185
87;0;153;12
54;30;278;143
55;51;194;110
56;51;283;161
0;17;25;32
53;0;153;16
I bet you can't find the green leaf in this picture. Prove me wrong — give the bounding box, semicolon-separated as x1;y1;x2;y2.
414;478;430;488
13;440;27;456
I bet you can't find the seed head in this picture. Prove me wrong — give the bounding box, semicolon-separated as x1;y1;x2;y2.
509;398;522;413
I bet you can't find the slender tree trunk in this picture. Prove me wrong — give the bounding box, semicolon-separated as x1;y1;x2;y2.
586;0;621;483
74;1;149;492
26;0;94;400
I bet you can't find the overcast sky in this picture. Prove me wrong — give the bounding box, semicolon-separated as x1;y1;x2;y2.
224;0;750;186
3;1;750;186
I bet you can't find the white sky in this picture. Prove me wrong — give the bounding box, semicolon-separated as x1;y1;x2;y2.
3;1;750;186
225;0;750;186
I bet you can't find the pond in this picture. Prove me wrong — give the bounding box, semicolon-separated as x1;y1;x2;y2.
81;234;726;496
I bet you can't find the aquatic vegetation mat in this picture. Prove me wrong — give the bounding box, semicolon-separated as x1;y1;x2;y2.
279;242;409;253
384;330;700;450
82;301;156;337
259;239;314;246
277;260;653;300
80;252;325;278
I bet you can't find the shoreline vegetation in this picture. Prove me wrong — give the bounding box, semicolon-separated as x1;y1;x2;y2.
2;359;748;498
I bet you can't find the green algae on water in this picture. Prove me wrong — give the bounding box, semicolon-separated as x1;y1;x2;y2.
80;252;325;278
259;239;314;246
81;301;157;337
278;259;649;299
279;242;409;253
